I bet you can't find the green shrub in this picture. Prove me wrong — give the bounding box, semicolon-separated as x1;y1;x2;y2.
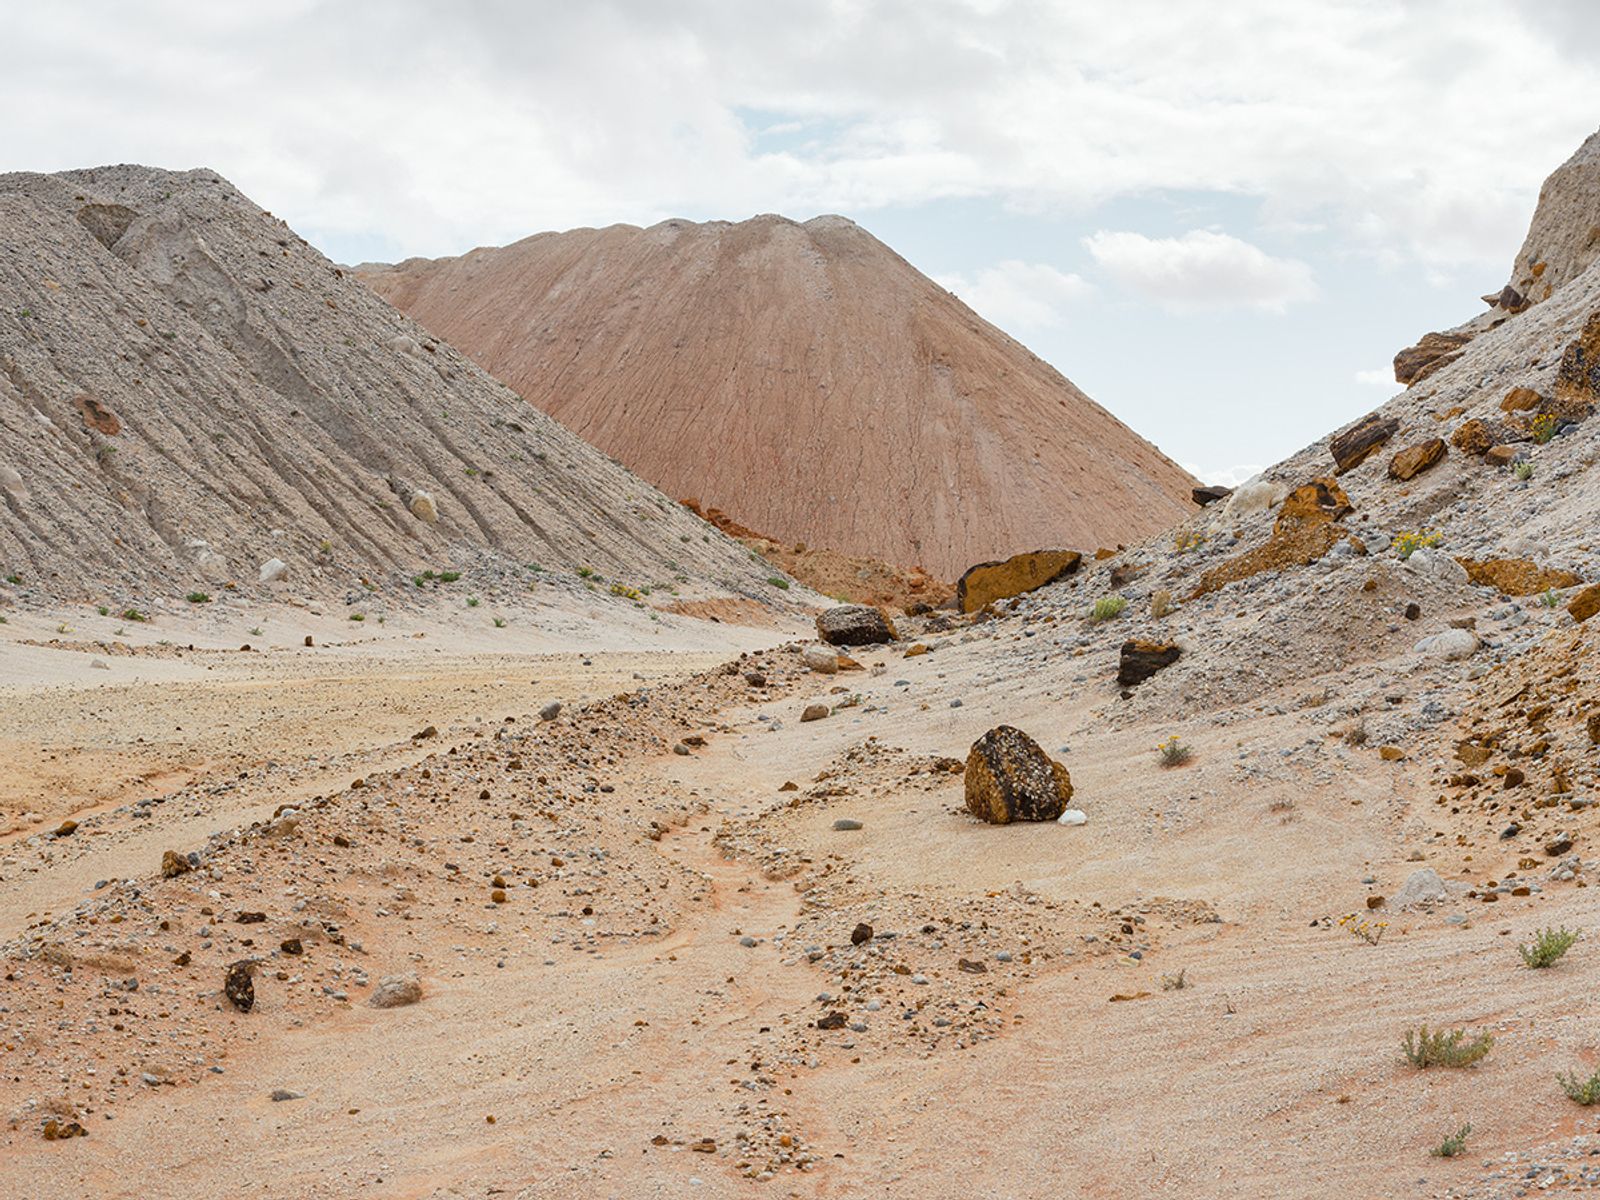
349;613;365;621
466;595;480;607
122;609;148;622
492;617;506;628
1519;926;1578;969
1514;461;1535;481
1540;588;1562;607
767;576;791;590
1089;596;1127;622
1431;1124;1471;1158
1156;736;1191;767
577;566;595;579
97;605;109;616
1402;1025;1493;1069
438;571;461;583
185;592;211;604
1559;1067;1600;1105
1391;529;1443;560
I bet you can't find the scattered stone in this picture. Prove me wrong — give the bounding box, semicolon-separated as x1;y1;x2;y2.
1459;558;1582;596
1501;385;1543;413
816;1011;847;1030
412;725;437;740
850;922;873;945
90;658;109;670
1392;331;1470;386
280;938;303;955
1394;868;1448;909
53;820;78;838
744;671;767;687
41;1117;87;1140
1484;444;1521;468
369;972;424;1008
1568;583;1600;623
539;701;562;721
258;557;288;584
1056;809;1087;826
1414;628;1479;660
904;643;928;658
801;644;840;674
801;703;831;723
1379;745;1405;761
1117;640;1181;687
964;726;1073;824
1191;485;1232;506
1450;418;1494;456
160;850;192;878
270;1089;304;1102
409;490;438;523
955;549;1082;613
1330;413;1400;472
832;818;863;831
224;961;255;1012
1387;437;1446;481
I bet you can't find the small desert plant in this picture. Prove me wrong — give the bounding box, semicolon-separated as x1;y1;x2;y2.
5;573;21;584
1540;587;1562;607
1173;530;1206;553
1431;1123;1472;1158
1342;719;1369;747
1518;926;1578;969
248;626;263;636
1339;913;1389;945
96;605;109;616
1531;413;1559;444
318;539;332;555
56;622;69;634
767;576;790;590
1089;596;1127;622
1156;735;1191;767
122;609;147;622
1514;461;1535;481
1558;1067;1600;1105
1160;968;1187;991
577;566;595;579
1150;589;1173;618
349;612;365;622
1402;1025;1493;1069
492;617;506;628
466;595;480;607
438;571;461;583
1391;529;1443;560
608;582;641;600
185;592;211;604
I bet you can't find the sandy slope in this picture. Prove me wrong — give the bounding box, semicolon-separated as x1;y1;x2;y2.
359;214;1197;578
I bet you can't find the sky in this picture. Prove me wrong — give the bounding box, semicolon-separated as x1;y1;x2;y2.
7;1;1600;483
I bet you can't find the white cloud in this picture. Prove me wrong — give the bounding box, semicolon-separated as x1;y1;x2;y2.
1082;230;1316;313
934;261;1092;330
4;2;1600;266
1182;463;1266;488
1355;368;1398;389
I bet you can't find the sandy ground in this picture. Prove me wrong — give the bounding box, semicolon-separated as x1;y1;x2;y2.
3;599;1599;1200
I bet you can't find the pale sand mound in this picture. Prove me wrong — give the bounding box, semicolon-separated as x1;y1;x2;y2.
358;213;1197;578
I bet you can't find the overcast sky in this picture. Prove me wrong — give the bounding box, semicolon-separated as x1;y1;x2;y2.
8;1;1600;482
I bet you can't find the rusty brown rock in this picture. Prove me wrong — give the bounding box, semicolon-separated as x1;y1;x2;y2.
1190;478;1353;598
1388;438;1447;481
75;394;121;436
1501;386;1543;413
1568;582;1600;623
1118;640;1182;687
800;703;831;722
1458;558;1582;597
956;549;1082;614
1191;485;1232;506
1450;419;1494;456
1330;414;1400;473
1484;444;1521;467
1393;331;1471;385
963;726;1073;824
160;850;191;878
1554;312;1600;420
815;604;897;646
224;960;255;1012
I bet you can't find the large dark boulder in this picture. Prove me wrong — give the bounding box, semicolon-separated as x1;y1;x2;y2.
1330;414;1399;473
815;604;897;646
1117;640;1181;687
964;726;1073;824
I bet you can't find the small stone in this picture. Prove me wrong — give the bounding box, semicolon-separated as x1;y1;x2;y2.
832;818;863;831
224;960;255;1012
258;558;288;584
1387;438;1447;481
801;644;840;674
539;701;562;721
816;1011;847;1030
53;820;78;837
270;1089;304;1102
368;972;423;1008
1330;412;1400;472
851;922;873;945
800;703;830;722
160;850;192;878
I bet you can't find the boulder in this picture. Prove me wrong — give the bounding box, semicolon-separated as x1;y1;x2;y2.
1223;479;1289;517
955;550;1082;613
1569;583;1600;623
1414;629;1479;660
815;604;897;646
963;726;1073;824
1501;386;1543;413
224;960;255;1012
368;972;423;1009
1484;444;1522;467
1330;414;1400;473
1117;639;1182;686
539;701;561;721
1393;331;1471;385
258;557;288;584
160;850;192;878
1402;548;1469;585
1394;868;1449;909
801;644;840;674
409;490;438;523
1388;438;1446;481
1450;419;1494;456
1554;312;1600;419
1191;485;1233;507
800;703;831;722
1458;558;1582;596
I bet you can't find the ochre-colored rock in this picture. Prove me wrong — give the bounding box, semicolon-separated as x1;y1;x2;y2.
1459;558;1582;597
1388;438;1447;481
1554;312;1600;420
1569;582;1600;623
1330;414;1399;473
963;726;1073;824
956;549;1082;614
75;394;120;436
1501;386;1543;412
1393;331;1471;385
160;850;192;878
1191;478;1354;598
1484;444;1521;467
1451;419;1494;456
1117;639;1181;687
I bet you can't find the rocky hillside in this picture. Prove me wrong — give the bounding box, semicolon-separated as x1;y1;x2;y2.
0;167;785;607
358;215;1196;579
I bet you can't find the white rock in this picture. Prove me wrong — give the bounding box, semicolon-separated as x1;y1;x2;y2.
0;464;26;501
1414;628;1479;660
410;490;438;524
389;333;422;357
90;658;110;670
258;557;288;584
1056;809;1088;826
801;644;839;674
1224;480;1287;518
1402;548;1469;585
1394;867;1449;909
367;972;422;1008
